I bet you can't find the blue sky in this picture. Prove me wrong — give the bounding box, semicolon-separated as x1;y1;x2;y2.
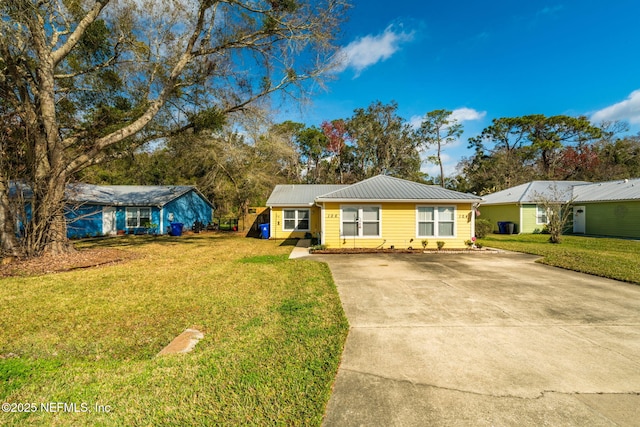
280;0;640;178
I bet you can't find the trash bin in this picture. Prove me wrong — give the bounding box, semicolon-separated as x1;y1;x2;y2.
505;222;515;235
170;222;183;236
497;221;507;234
258;223;270;239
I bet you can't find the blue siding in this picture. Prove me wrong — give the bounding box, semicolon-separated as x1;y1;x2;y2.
66;205;103;238
163;190;213;234
42;188;214;238
114;207;161;234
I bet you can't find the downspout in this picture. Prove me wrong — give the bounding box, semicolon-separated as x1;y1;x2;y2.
315;201;325;245
472;202;479;239
519;203;523;234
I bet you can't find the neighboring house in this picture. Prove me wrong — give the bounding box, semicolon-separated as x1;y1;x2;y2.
266;175;482;249
10;182;214;238
571;179;640;238
480;179;640;238
479;181;587;234
65;184;214;237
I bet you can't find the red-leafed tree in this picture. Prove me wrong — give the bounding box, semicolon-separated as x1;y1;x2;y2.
557;145;600;180
321;119;349;183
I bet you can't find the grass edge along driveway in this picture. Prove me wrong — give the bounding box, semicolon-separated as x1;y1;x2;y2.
480;234;640;285
0;234;348;426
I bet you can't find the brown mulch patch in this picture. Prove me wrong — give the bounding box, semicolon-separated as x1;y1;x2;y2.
0;249;139;278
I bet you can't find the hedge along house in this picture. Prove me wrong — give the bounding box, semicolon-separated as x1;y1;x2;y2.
64;184;214;238
478;181;588;234
267;175;482;249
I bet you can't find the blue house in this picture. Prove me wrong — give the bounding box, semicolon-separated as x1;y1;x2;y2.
64;184;214;238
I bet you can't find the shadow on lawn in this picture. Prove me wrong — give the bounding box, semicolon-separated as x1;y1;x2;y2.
76;232;237;250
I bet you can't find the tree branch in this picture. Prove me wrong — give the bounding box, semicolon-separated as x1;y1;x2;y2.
51;0;110;67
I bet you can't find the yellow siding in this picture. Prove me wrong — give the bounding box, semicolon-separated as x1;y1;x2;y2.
269;206;322;240
321;202;474;249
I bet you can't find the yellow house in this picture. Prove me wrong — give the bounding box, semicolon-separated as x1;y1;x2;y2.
267;175;482;249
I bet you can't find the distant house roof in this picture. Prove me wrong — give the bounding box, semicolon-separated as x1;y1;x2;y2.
316;175;482;202
9;181;214;208
573;179;640;202
66;183;214;208
267;175;481;207
480;181;589;205
266;184;348;207
480;178;640;205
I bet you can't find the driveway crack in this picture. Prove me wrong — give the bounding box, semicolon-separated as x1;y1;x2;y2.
341;368;640;400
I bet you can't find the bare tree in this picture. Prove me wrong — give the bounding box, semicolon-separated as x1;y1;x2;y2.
533;183;576;244
0;0;349;256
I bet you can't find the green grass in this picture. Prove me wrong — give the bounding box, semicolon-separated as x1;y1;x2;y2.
0;234;348;426
480;234;640;284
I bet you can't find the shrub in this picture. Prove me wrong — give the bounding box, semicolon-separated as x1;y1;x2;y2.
436;241;445;250
475;218;493;239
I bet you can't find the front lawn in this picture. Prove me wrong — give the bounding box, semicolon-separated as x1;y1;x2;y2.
480;234;640;284
0;234;348;426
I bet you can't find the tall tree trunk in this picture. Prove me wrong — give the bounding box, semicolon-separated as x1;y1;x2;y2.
0;177;20;257
438;142;445;188
28;24;73;255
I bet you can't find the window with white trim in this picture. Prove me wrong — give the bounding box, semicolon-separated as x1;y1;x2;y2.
283;209;310;231
341;206;381;237
536;205;548;224
126;207;151;228
417;206;455;237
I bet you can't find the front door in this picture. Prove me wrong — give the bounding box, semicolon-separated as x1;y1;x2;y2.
573;206;586;234
102;206;117;235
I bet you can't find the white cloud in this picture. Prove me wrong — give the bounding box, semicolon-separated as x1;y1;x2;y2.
409;107;486;129
332;24;414;77
420;153;458;179
450;107;487;123
591;89;640;125
409;115;424;129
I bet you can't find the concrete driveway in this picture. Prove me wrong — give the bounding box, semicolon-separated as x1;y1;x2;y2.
316;252;640;426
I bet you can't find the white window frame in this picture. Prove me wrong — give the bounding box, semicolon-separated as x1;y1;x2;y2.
536;205;548;224
340;205;382;238
282;208;310;231
416;205;456;238
126;207;152;228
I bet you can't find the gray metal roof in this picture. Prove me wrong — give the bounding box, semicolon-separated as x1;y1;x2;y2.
573;179;640;202
65;183;213;208
480;181;589;205
316;175;482;202
266;184;348;206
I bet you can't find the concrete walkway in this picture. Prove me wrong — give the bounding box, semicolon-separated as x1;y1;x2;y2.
288;239;311;259
317;252;640;426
